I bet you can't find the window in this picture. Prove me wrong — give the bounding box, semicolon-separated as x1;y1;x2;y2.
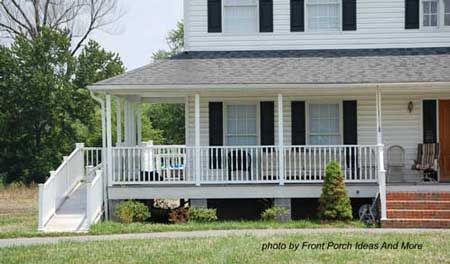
306;0;340;31
423;0;438;27
308;103;341;145
445;0;450;25
226;105;257;146
223;0;258;33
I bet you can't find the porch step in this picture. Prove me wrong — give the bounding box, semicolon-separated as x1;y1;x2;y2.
387;200;450;210
387;209;450;219
383;192;450;228
387;192;450;201
382;219;450;228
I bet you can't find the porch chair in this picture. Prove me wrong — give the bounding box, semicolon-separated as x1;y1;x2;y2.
412;143;440;183
227;150;252;181
387;145;405;183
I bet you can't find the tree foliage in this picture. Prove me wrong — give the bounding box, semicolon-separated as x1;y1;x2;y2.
318;161;353;221
151;21;184;60
0;28;124;184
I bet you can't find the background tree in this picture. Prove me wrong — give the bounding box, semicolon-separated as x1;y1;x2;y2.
147;21;185;144
0;0;123;55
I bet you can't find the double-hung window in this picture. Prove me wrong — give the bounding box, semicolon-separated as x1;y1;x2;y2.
308;103;341;145
226;105;257;146
223;0;258;33
306;0;341;32
421;0;450;28
423;0;439;27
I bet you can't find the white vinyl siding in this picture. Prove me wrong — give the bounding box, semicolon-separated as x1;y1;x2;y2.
185;0;450;51
306;0;341;32
223;0;258;33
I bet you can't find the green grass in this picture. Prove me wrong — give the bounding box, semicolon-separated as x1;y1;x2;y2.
89;220;365;235
1;232;449;263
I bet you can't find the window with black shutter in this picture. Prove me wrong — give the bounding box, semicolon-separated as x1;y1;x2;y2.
260;0;273;32
405;0;420;29
342;0;357;31
291;0;305;32
209;102;223;169
291;101;306;145
423;100;437;143
208;0;222;33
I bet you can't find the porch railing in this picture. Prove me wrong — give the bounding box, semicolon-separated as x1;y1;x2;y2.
110;145;378;185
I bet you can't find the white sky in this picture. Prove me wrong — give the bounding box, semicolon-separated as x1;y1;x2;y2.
91;0;183;70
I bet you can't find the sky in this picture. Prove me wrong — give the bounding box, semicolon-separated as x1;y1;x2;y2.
91;0;183;71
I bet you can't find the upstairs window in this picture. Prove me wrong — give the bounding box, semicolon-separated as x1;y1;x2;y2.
223;0;258;33
423;0;438;27
445;0;450;25
306;0;341;32
420;0;450;28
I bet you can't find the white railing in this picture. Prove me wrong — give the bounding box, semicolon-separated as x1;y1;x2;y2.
111;146;195;184
86;169;104;225
38;143;85;230
110;145;379;185
283;145;378;183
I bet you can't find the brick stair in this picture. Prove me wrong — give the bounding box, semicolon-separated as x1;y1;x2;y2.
382;192;450;228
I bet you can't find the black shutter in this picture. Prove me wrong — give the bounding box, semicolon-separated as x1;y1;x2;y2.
260;0;273;32
260;102;275;145
209;102;223;169
405;0;420;29
423;100;437;143
343;101;358;145
208;0;222;33
342;0;357;31
291;101;306;145
290;0;305;32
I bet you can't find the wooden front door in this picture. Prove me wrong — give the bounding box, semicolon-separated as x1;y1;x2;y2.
440;100;450;182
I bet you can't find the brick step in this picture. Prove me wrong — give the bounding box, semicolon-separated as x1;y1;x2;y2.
387;209;450;219
382;219;450;228
387;192;450;201
387;200;450;210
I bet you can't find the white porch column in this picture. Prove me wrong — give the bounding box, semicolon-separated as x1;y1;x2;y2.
116;97;122;146
123;100;130;146
278;94;285;185
106;94;113;187
195;94;201;186
137;103;142;144
376;89;387;220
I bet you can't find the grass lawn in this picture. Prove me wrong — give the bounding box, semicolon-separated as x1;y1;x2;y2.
89;220;365;235
1;232;449;263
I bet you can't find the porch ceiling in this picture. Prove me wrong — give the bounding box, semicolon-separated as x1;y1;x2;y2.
89;48;450;92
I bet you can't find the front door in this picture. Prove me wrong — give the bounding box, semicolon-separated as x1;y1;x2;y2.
439;100;450;182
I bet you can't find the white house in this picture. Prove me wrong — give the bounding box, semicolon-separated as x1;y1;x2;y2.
38;0;450;231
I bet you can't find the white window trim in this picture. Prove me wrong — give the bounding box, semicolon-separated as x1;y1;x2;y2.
304;0;343;33
223;101;260;146
305;101;344;145
420;0;450;30
221;0;260;34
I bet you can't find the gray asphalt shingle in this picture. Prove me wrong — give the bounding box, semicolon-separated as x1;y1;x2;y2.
91;48;450;87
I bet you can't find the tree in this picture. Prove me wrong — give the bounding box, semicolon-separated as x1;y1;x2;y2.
0;0;123;55
152;21;184;60
147;21;185;144
0;28;127;184
318;161;353;221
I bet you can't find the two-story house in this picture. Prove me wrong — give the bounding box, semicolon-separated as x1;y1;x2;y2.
38;0;450;232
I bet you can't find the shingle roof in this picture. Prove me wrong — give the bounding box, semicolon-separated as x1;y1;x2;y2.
91;48;450;88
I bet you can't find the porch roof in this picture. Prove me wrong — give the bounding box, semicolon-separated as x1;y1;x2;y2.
89;47;450;91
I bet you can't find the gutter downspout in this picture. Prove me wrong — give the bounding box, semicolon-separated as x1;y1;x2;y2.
90;91;109;221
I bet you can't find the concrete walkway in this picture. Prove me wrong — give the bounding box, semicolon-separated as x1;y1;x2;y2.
2;228;450;248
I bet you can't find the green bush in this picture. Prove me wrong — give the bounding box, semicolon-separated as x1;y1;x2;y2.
115;200;150;224
318;161;353;221
261;207;289;221
188;208;218;222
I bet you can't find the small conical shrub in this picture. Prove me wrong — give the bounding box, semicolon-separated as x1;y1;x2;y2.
318;161;353;221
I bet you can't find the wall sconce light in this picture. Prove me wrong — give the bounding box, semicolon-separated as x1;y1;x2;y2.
408;101;414;113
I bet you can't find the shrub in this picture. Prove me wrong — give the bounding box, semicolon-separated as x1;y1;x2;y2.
168;207;189;224
115;200;150;224
261;207;289;222
188;208;218;222
318;161;353;221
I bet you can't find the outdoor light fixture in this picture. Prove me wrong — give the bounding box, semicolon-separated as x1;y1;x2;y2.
408;101;414;113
